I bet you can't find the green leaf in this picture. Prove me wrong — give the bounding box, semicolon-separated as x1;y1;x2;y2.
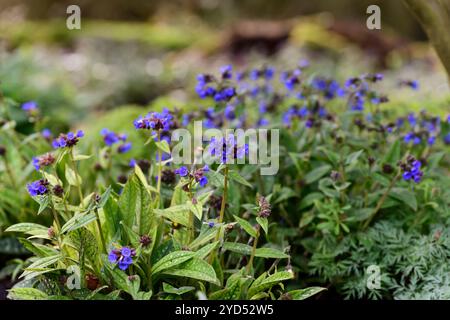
300;211;315;228
6;223;49;237
97;186;112;208
194;241;219;260
299;192;324;210
256;217;268;234
8;288;48;300
162;258;219;285
209;277;241;300
288;287;326;300
304;165;331;184
189;227;219;250
155;140;171;154
345;149;364;166
36;195;50;215
206;171;224;188
65;166;82;186
254;248;289;259
248;271;294;298
155;205;190;227
389;187;418;211
118;173;154;235
21;255;61;280
73;154;92;161
383;140;401;166
188;200;203;221
228;170;253;188
61;212;97;234
223;242;252;255
162;283;195;295
152;251;195;275
233;215;257;238
120;222;141;248
41;172;62;186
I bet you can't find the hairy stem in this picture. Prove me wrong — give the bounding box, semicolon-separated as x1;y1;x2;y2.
246;228;260;274
362;172;400;230
94;208;107;254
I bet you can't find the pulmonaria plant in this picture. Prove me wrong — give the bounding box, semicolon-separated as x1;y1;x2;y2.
5;59;449;302
100;128;132;153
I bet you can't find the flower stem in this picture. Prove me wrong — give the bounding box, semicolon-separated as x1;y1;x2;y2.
246;228;260;274
362;172;400;230
217;165;229;226
209;165;229;264
94;208;107;254
156;131;162;208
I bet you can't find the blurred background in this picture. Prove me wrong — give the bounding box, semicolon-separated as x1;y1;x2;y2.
0;0;449;134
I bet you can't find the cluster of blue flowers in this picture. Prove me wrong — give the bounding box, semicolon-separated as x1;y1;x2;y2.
134;109;173;135
174;165;209;187
196;66;237;102
400;157;423;183
27;179;49;197
52;130;84;149
108;246;136;271
401;111;441;146
207;134;249;163
100;128;132;153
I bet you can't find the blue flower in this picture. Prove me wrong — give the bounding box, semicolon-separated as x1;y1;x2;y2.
101;128;120;146
207;134;249;163
118;142;132;154
22;101;38;112
52;130;84;149
121;247;132;257
402;158;423;183
175;166;189;177
224;105;236;120
27;179;49;197
220;65;232;79
407;113;416;126
108;246;135;271
199;176;208;187
444;133;450;145
129;159;136;167
257;118;269;126
41;128;52;139
134;109;173;132
427;136;436;146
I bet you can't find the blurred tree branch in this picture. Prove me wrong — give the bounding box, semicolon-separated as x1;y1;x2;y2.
403;0;450;83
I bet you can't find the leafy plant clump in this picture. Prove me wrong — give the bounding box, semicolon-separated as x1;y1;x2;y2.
0;61;449;300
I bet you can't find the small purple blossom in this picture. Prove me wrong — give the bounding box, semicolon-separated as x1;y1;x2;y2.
52;130;84;149
175;166;189;177
27;179;49;197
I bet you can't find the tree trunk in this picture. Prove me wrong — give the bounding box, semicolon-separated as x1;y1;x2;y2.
403;0;450;82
